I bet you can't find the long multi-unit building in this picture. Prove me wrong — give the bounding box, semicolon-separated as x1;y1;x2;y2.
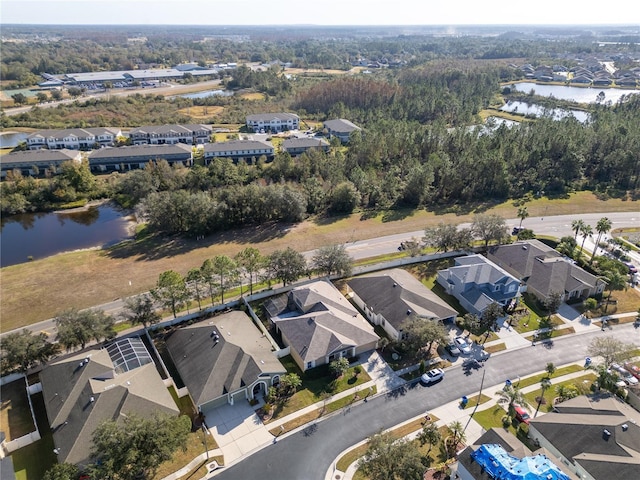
203;140;274;163
26;127;122;151
127;124;212;145
245;113;300;133
88;144;193;172
1;149;82;178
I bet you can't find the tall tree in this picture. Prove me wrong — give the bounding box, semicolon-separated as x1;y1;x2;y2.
186;268;204;310
603;270;627;313
234;247;265;296
200;258;217;306
312;244;352;277
417;422;441;453
544;291;563;320
1;329;59;374
400;317;448;358
89;413;190;480
587;337;634;368
55;308;115;351
152;270;188;318
267;247;307;286
210;255;238;304
517;206;529;229
359;431;425;480
472;213;508;248
571;219;585;243
496;384;527;416
122;294;161;328
534;377;552;418
480;302;504;332
43;463;79;480
591;217;612;263
579;223;593;260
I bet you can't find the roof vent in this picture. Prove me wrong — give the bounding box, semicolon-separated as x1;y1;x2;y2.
603;429;611;437
407;310;412;315
393;283;397;287
622;424;629;431
522;246;528;250
90;396;95;403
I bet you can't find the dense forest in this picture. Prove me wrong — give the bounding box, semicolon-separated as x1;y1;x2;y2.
1;26;639;236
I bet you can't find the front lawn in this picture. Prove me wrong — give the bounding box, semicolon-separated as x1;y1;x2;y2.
267;356;372;421
522;373;596;414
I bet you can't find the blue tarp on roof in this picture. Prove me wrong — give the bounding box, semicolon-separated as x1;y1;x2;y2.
471;444;570;480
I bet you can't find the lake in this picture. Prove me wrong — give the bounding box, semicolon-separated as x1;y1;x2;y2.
510;82;640;104
0;203;133;268
177;89;234;99
500;101;590;122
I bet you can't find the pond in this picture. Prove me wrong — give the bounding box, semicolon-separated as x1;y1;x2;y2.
499;101;590;123
176;89;234;99
0;131;30;148
509;82;640;104
0;202;133;268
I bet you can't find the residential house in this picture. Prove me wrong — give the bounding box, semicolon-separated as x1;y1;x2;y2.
245;113;300;133
164;310;286;413
1;148;82;178
486;239;606;303
88;143;193;172
347;268;458;341
436;254;521;317
282;137;330;156
203;139;274;164
323;119;361;143
127;124;211;145
264;280;379;372
452;428;576;480
529;394;640;480
39;337;179;467
26;127;121;150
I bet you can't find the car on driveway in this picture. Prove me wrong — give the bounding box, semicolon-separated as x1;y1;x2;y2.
613;363;639;385
513;405;530;424
444;341;461;357
421;368;444;385
454;336;472;354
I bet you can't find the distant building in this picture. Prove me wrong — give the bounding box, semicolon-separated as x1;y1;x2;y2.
323;119;361;143
88;143;193;172
1;148;82;178
282;137;330;156
26;127;121;150
203;139;274;163
127;124;211;145
245;113;299;133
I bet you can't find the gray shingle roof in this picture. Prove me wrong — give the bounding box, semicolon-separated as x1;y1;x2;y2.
282;137;329;149
39;341;178;466
164;310;284;406
203;140;273;153
323;118;361;133
347;269;458;329
246;113;299;122
128;124;211;135
0;149;81;165
266;280;378;364
88;143;192;159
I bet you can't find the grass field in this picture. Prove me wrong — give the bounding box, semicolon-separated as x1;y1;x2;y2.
177;105;225;119
1;191;638;331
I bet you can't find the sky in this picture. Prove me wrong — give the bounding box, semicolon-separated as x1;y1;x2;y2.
1;0;638;26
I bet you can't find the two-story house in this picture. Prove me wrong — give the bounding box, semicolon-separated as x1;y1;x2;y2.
88;144;193;172
203;139;274;163
436;254;521;318
127;124;211;145
26;127;121;150
323;119;361;143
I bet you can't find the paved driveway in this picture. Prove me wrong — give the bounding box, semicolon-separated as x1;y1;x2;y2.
203;400;273;464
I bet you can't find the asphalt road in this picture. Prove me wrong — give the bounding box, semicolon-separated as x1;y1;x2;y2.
2;211;638;339
212;324;640;480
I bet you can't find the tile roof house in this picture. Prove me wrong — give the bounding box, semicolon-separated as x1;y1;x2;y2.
347;268;458;341
436;254;521;317
264;280;379;372
487;240;606;303
529;394;640;480
1;149;82;178
452;428;576;480
245;113;300;133
88;143;193;172
323;118;361;143
39;337;178;467
164;310;286;412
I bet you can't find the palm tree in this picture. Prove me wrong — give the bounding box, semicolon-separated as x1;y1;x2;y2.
517;206;529;230
571;219;586;243
591;217;612;263
545;362;556;378
579;223;593;260
417;422;441;453
603;271;627;313
534;378;552;417
447;420;466;458
496;384;527;415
